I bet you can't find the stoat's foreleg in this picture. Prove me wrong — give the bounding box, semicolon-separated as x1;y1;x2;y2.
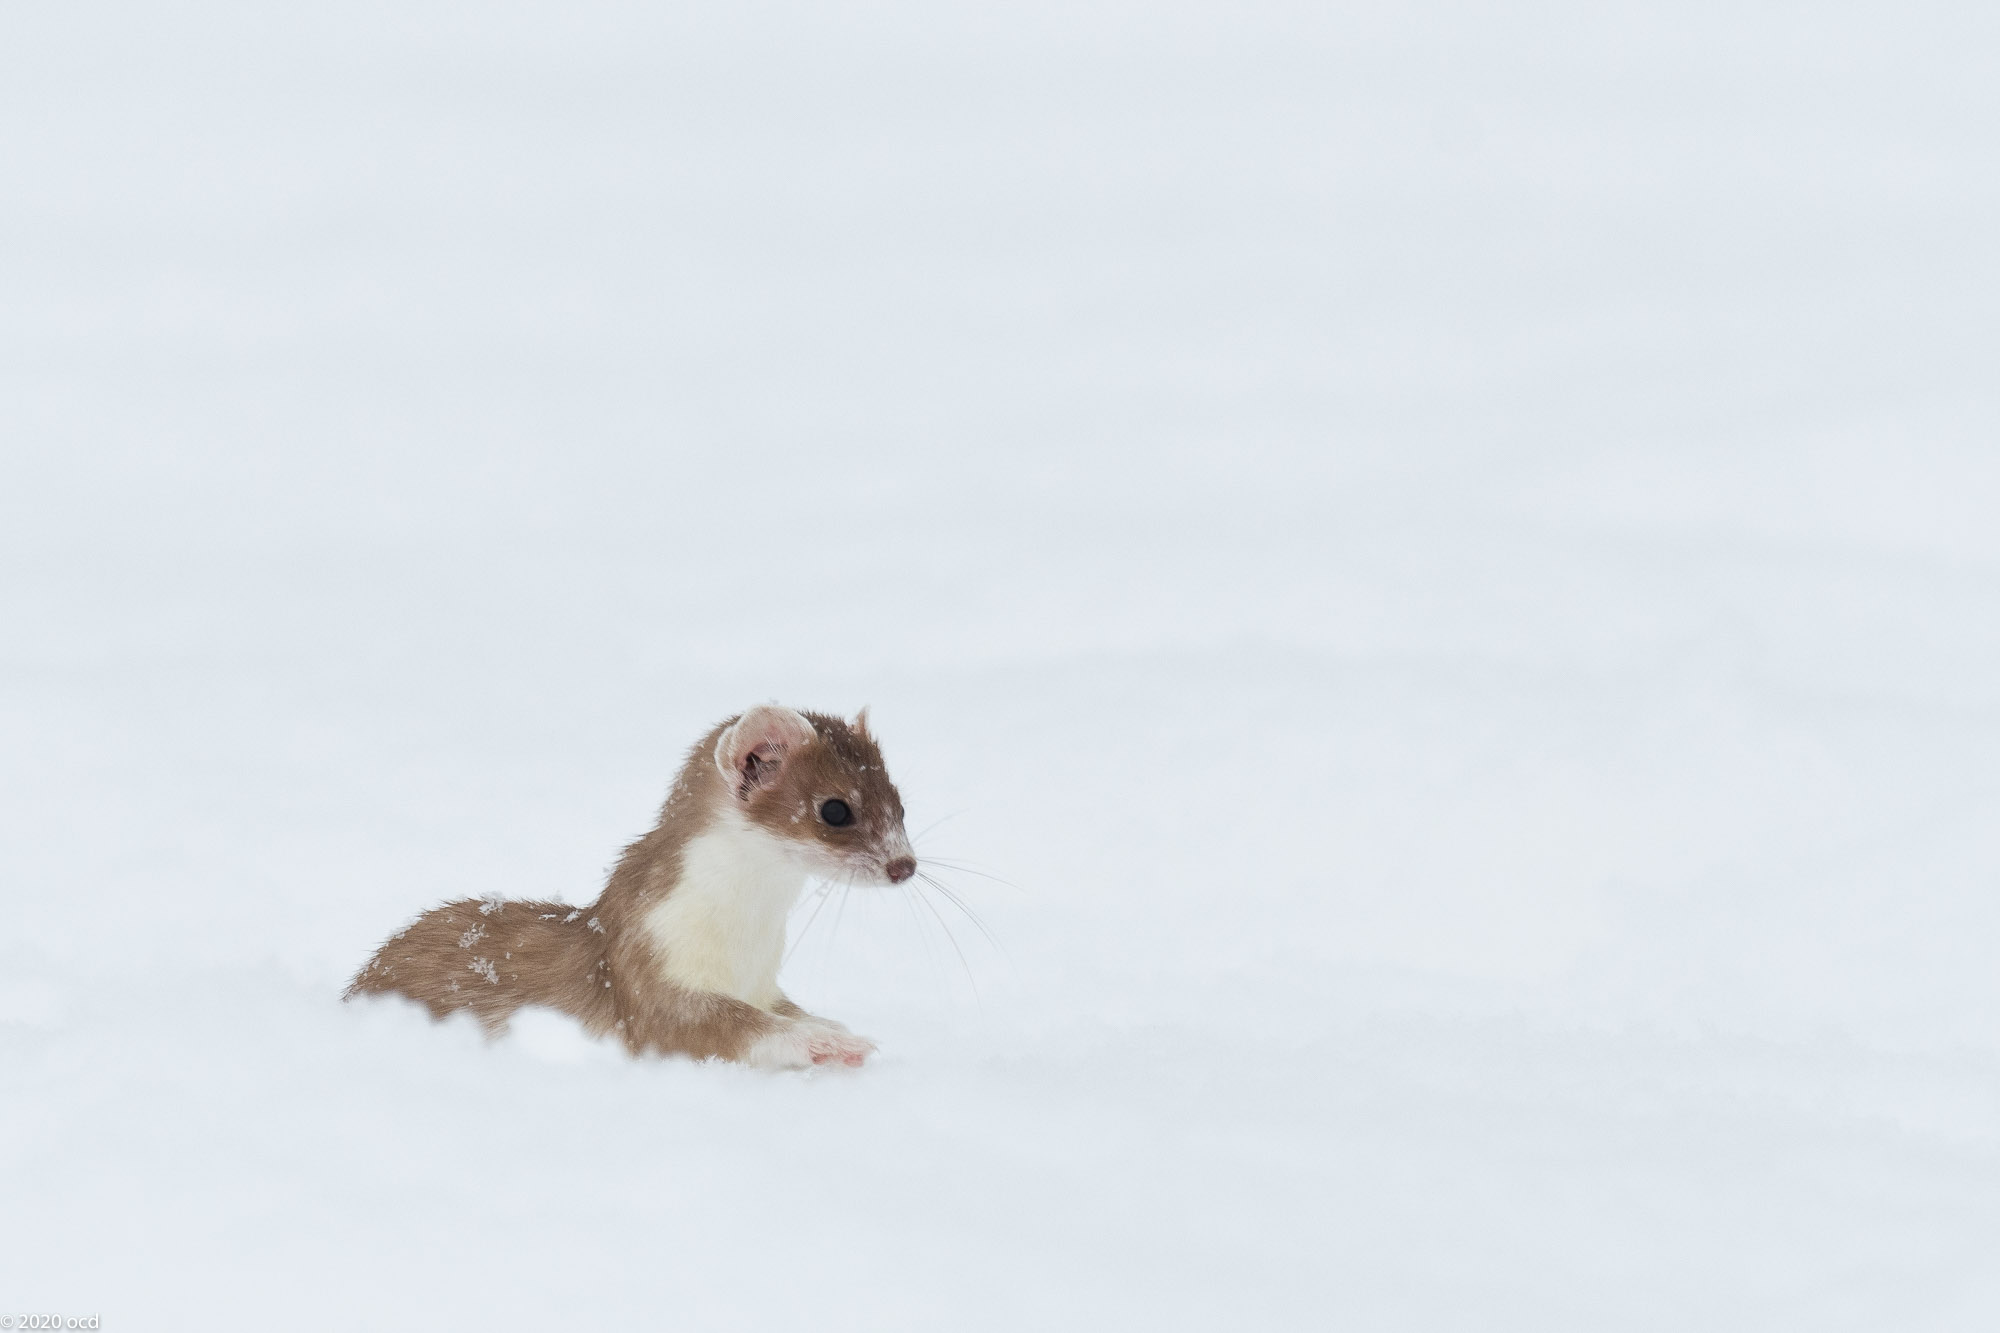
765;992;875;1066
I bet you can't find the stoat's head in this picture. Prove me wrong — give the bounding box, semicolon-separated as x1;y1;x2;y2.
713;704;915;886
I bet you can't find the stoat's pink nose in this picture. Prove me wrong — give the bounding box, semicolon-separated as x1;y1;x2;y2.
886;856;916;883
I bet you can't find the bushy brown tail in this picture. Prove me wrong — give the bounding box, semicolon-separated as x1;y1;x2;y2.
345;898;616;1034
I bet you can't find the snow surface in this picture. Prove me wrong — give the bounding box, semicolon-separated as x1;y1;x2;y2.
5;1;1999;1328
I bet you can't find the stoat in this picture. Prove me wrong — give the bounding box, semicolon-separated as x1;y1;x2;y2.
345;704;915;1069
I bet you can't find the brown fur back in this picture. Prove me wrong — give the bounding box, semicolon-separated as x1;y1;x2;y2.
344;898;618;1035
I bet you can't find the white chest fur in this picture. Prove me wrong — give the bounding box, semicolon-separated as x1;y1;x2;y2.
641;810;808;1010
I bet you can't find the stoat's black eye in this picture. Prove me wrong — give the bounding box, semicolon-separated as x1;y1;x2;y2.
819;799;853;827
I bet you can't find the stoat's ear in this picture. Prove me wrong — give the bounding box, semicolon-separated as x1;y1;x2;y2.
715;705;818;796
853;706;872;739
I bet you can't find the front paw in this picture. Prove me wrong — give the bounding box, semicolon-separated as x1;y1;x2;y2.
798;1019;875;1066
746;1020;877;1070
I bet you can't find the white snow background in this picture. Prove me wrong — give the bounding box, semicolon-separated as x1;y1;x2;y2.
4;1;1998;1328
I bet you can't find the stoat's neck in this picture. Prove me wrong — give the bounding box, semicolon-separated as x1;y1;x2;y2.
641;806;807;1010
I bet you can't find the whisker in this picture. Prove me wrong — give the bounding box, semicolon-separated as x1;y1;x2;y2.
910;878;980;999
786;879;841;962
896;882;944;992
912;809;968;843
829;871;858;948
917;871;1005;954
915;858;1022;891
